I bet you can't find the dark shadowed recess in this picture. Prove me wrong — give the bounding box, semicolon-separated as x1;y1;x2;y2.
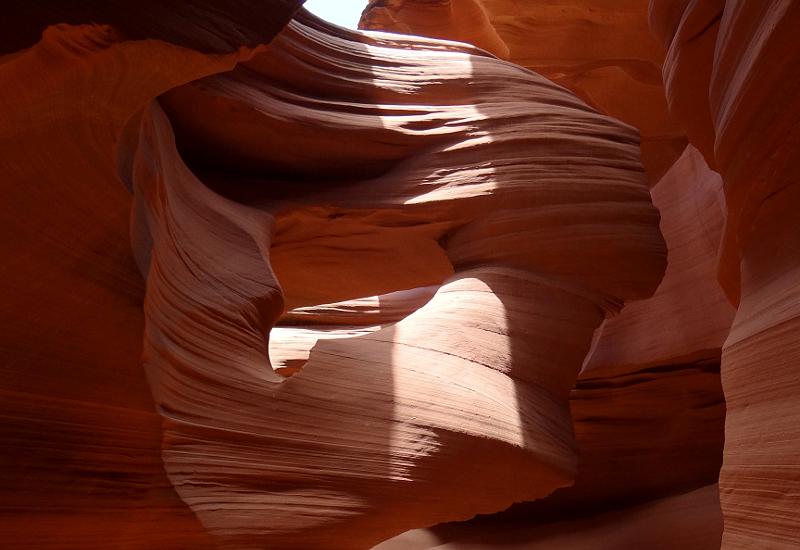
0;0;305;55
429;358;724;533
165;9;452;186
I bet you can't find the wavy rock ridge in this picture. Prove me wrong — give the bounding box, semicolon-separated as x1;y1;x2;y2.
1;2;666;548
0;11;298;546
652;1;800;547
135;12;665;548
364;0;800;547
2;0;799;548
361;0;688;186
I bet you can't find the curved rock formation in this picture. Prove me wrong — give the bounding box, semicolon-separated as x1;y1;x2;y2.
270;287;438;376
1;3;668;548
360;0;687;185
360;0;731;537
585;145;734;373
361;0;509;58
5;1;799;548
131;12;665;547
0;3;300;548
545;145;731;510
3;1;302;55
375;484;723;549
652;1;800;547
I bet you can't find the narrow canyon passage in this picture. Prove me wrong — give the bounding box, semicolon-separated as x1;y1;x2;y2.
1;1;798;549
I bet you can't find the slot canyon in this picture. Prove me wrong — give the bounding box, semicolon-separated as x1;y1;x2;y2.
1;1;798;548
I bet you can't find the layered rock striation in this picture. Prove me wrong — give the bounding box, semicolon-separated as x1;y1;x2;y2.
652;1;800;546
361;0;688;185
136;12;665;548
1;3;669;549
0;3;303;544
2;1;799;549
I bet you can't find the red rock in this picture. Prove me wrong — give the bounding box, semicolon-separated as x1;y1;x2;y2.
652;1;800;546
270;287;438;376
585;145;735;373
133;13;665;547
536;146;731;511
360;0;730;533
0;4;300;548
374;484;723;549
5;1;798;548
361;0;510;58
360;0;688;185
525;358;725;513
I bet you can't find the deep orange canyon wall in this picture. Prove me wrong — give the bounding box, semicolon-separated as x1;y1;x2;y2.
138;11;669;547
361;0;687;186
1;1;799;548
1;3;671;548
0;3;301;548
362;0;800;547
652;1;800;546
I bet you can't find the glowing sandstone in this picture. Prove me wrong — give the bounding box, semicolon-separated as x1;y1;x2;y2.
3;1;798;549
0;3;303;548
651;1;800;547
0;2;669;546
360;0;687;185
585;145;735;373
134;13;665;547
360;0;732;534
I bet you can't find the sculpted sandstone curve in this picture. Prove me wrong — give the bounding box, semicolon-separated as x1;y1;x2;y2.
375;484;723;549
130;12;666;547
0;2;303;547
651;1;800;547
360;0;687;185
360;1;731;533
10;1;799;548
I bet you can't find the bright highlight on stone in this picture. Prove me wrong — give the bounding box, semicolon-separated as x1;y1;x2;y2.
1;1;799;549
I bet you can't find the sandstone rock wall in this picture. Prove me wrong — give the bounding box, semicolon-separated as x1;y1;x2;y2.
361;0;687;185
136;12;665;547
0;3;301;548
1;3;669;548
2;1;799;548
652;1;800;546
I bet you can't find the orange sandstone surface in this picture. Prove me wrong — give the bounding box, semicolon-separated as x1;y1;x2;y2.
361;0;688;185
1;1;798;549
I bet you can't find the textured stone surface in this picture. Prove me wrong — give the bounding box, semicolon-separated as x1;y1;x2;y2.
360;0;731;536
361;0;687;185
0;3;301;548
3;1;799;548
585;145;734;373
651;1;800;547
374;485;723;549
361;0;509;58
135;13;664;547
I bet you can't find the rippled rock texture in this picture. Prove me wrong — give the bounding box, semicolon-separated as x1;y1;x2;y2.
1;0;798;549
0;3;302;547
361;0;688;185
652;1;800;547
140;12;670;547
